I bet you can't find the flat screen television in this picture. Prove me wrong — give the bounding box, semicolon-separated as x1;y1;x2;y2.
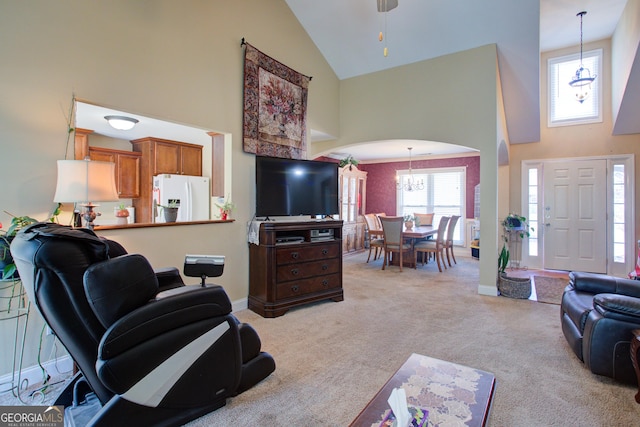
255;156;339;218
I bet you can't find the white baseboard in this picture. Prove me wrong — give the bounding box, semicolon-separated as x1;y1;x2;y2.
0;355;73;394
478;284;498;296
232;297;248;313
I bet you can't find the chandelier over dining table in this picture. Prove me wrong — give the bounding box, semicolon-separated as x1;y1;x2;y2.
396;147;424;192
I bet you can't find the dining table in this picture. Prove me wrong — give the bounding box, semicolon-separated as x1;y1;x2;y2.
371;225;438;267
369;224;437;239
402;224;437;239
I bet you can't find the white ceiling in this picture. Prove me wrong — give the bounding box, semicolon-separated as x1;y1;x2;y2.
75;101;213;147
286;0;630;162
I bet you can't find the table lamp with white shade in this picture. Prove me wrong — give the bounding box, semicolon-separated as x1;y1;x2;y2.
53;159;120;230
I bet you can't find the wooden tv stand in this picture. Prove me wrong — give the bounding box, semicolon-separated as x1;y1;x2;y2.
248;220;343;318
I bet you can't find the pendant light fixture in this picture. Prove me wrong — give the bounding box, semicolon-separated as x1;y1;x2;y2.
377;0;398;57
396;147;424;192
568;11;597;103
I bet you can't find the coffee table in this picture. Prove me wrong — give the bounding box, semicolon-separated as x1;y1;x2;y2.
350;353;496;426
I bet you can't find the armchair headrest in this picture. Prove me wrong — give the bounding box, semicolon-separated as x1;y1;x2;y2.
84;254;159;329
184;254;225;286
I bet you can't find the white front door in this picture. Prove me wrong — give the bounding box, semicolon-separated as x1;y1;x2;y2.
543;159;607;273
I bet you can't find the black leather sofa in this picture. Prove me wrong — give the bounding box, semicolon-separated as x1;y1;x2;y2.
11;223;275;426
561;271;640;384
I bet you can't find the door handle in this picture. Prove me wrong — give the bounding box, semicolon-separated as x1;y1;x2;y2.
545;223;551;226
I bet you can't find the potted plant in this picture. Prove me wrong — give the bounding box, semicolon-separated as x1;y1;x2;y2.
403;214;414;230
497;213;534;298
115;203;130;225
1;215;39;280
159;201;180;223
339;155;359;170
215;197;235;220
0;206;61;282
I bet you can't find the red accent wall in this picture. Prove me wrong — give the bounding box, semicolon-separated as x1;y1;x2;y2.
313;155;480;220
359;156;480;219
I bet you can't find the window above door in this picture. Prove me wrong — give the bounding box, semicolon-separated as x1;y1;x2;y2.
547;48;603;127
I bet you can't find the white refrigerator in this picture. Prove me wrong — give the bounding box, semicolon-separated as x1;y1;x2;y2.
153;174;210;223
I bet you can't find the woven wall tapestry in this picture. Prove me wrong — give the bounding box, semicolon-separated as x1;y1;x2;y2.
242;42;311;159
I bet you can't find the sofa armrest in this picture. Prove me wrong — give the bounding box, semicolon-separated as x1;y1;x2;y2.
594;293;640;321
154;267;185;291
570;271;618;294
570;271;640;298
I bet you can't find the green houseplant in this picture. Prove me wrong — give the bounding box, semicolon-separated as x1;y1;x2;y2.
403;214;414;230
215;197;235;220
339;155;359;169
115;203;130;224
158;201;180;223
1;215;39;280
497;213;534;298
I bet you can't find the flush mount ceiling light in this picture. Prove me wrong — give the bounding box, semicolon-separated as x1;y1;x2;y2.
569;11;597;103
377;0;398;57
104;115;139;131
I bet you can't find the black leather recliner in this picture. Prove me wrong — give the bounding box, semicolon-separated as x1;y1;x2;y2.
561;271;640;384
11;223;275;426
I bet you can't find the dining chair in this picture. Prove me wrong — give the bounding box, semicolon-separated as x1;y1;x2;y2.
379;216;412;271
445;215;461;267
413;212;434;227
364;213;384;263
375;213;386;230
413;216;450;272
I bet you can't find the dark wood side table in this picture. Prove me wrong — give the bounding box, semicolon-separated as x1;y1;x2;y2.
631;329;640;403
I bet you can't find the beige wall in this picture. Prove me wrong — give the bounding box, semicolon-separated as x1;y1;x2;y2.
313;45;502;295
0;0;340;375
509;39;640;243
611;0;640;131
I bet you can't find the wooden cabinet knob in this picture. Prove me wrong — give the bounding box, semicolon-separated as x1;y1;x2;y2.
291;285;299;292
291;252;299;259
291;268;299;276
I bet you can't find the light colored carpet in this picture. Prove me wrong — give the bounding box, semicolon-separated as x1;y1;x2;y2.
186;252;639;426
4;253;638;425
533;276;568;305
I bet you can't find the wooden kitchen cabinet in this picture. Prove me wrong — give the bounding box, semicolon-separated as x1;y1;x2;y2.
130;137;203;223
134;137;203;176
88;146;141;199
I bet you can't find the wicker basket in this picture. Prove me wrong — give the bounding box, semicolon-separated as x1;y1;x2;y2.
498;273;532;299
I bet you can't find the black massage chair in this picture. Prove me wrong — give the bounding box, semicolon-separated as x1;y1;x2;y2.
11;222;275;426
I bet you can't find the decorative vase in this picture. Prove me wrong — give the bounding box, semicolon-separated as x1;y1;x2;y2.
404;221;414;230
220;211;228;220
164;207;179;223
115;209;129;225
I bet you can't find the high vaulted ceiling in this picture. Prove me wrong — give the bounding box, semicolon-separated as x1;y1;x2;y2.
285;0;631;161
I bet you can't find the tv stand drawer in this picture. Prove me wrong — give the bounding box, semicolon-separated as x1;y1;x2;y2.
277;273;341;299
277;258;340;282
276;243;339;265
